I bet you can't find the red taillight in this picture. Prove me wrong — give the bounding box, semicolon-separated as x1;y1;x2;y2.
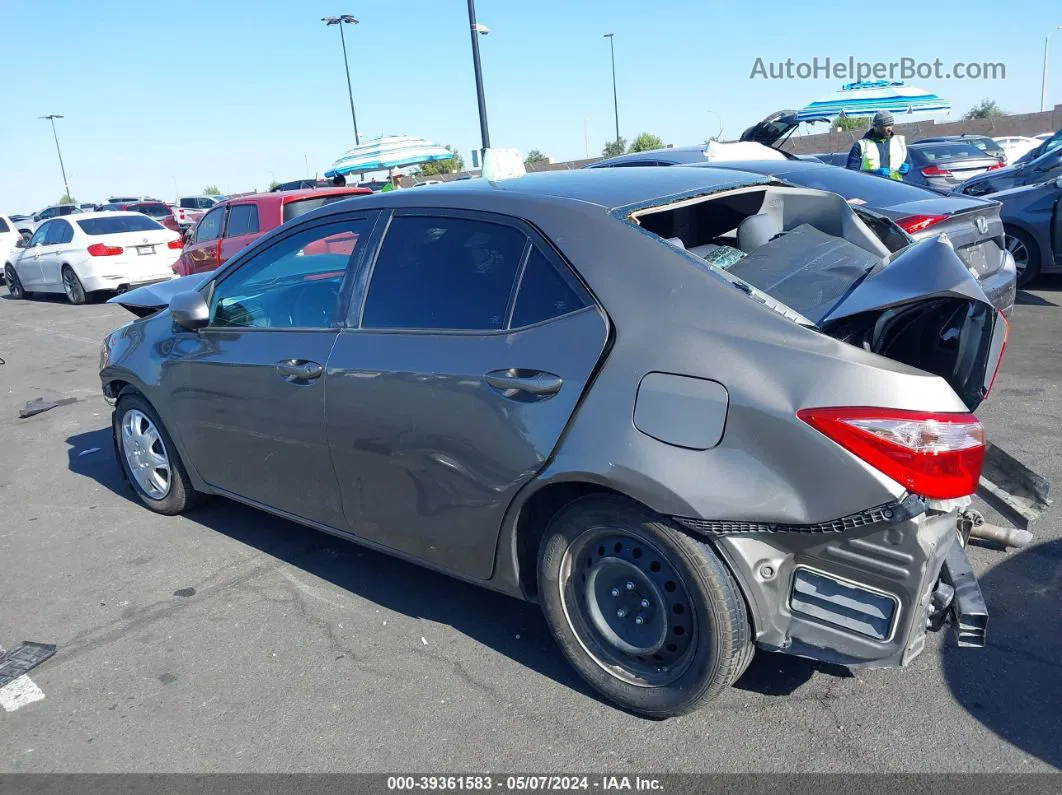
987;161;1005;171
896;214;948;234
797;407;985;499
167;238;183;249
920;165;953;177
87;243;123;257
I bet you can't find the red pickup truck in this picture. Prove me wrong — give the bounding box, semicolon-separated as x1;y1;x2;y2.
173;187;371;276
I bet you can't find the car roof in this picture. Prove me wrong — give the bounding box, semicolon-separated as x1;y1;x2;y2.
60;211;161;222
324;167;771;213
223;186;373;206
592;146;710;167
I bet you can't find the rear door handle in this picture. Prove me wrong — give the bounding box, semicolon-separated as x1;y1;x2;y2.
276;359;324;382
485;369;563;398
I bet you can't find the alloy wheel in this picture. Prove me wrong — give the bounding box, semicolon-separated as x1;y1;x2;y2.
62;268;85;304
121;409;172;500
1005;234;1029;278
5;266;23;298
559;530;696;687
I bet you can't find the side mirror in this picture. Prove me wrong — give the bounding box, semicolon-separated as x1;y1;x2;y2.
1055;175;1062;189
170;291;210;331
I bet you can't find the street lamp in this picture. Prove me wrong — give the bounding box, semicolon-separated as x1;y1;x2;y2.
40;114;71;201
603;34;619;143
322;15;361;145
1042;26;1062;112
467;0;491;154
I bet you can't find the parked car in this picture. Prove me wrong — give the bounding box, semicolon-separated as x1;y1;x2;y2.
914;134;1006;163
994;136;1042;163
991;176;1062;286
587;152;1015;315
410;180;444;188
958;143;1062;198
173;187;371;276
807;152;849;167
1033;132;1055;142
32;203;82;222
4;212;182;304
1011;130;1062;167
8;214;34;235
119;201;181;233
271;179;335;192
172;196;219;229
902;141;1005;191
0;214;27;284
102;168;1008;717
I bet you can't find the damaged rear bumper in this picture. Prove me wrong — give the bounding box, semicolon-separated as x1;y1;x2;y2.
680;496;980;667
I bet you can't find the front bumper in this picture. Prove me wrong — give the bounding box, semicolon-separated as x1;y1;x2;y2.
683;496;977;667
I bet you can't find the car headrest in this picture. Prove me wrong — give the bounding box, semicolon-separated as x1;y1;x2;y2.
737;213;781;252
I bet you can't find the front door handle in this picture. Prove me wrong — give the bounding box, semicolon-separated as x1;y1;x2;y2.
276;359;324;382
485;369;563;398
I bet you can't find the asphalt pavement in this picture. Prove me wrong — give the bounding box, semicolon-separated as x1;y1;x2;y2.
0;283;1059;773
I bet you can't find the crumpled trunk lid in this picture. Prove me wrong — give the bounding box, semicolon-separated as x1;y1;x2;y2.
107;271;212;317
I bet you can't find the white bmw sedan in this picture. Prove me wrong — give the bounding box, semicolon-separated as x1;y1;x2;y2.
3;212;181;304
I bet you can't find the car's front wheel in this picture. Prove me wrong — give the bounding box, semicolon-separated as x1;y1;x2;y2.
1005;227;1041;289
537;495;753;718
113;392;205;515
5;265;27;298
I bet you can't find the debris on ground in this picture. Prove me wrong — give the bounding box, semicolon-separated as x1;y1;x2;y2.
78;447;101;457
18;397;77;419
0;642;57;687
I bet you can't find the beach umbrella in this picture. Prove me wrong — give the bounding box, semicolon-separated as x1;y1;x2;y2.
796;80;950;122
325;135;454;177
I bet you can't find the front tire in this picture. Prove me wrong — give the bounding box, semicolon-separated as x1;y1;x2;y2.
113;392;205;515
537;495;752;718
61;265;88;305
1005;227;1041;289
5;265;27;298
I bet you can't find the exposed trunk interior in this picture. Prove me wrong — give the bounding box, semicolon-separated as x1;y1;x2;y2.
629;186;1006;410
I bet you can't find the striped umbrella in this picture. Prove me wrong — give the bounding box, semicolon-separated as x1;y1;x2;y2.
796;81;950;122
325;135;455;177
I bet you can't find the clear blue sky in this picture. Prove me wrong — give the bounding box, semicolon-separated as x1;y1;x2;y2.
2;0;1059;212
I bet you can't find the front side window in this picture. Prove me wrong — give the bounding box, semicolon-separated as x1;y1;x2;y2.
37;207;57;220
195;207;225;243
208;218;371;330
361;215;527;331
28;222;51;247
198;197;216;209
225;204;260;237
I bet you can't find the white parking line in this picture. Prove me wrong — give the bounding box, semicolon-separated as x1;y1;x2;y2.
0;676;46;712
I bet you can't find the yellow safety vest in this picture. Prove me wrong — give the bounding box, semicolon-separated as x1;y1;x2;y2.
858;136;907;180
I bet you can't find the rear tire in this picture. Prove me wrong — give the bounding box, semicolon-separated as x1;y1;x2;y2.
1005;227;1041;289
61;265;88;305
5;265;28;298
113;392;206;515
537;495;752;718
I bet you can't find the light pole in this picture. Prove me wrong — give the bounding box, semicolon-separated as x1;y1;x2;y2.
322;15;361;145
603;34;619;143
40;114;71;201
467;0;491;154
1042;26;1062;112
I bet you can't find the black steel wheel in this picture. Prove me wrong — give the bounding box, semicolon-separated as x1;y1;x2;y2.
538;495;752;717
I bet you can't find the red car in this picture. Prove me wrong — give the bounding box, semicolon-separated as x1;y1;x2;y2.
173;187;371;276
122;201;182;234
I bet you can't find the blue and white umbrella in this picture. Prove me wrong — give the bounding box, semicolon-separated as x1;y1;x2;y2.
796;81;950;122
325;135;454;177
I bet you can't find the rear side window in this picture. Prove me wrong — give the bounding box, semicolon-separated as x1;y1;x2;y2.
195;207;225;242
283;194;360;223
48;220;74;244
225;204;260;237
78;216;163;235
362;215;527;331
510;247;589;328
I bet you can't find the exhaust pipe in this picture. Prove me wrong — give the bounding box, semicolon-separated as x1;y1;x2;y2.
940;542;988;648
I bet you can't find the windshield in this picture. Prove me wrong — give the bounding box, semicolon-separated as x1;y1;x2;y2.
78;216;164;235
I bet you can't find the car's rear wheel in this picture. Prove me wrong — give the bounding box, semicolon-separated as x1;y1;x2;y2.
537;495;753;718
113;392;205;515
5;265;27;298
1005;227;1041;288
61;265;88;305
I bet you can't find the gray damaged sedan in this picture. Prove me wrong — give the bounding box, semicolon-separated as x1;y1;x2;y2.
100;168;1008;717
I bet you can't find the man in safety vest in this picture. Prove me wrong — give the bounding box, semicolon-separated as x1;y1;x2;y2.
845;110;911;180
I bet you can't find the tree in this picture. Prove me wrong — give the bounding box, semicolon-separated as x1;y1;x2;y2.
628;133;664;153
964;98;1005;121
524;149;549;169
203;185;221;196
268;180;281;191
602;138;627;158
832;115;865;131
58;193;77;205
417;146;465;176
